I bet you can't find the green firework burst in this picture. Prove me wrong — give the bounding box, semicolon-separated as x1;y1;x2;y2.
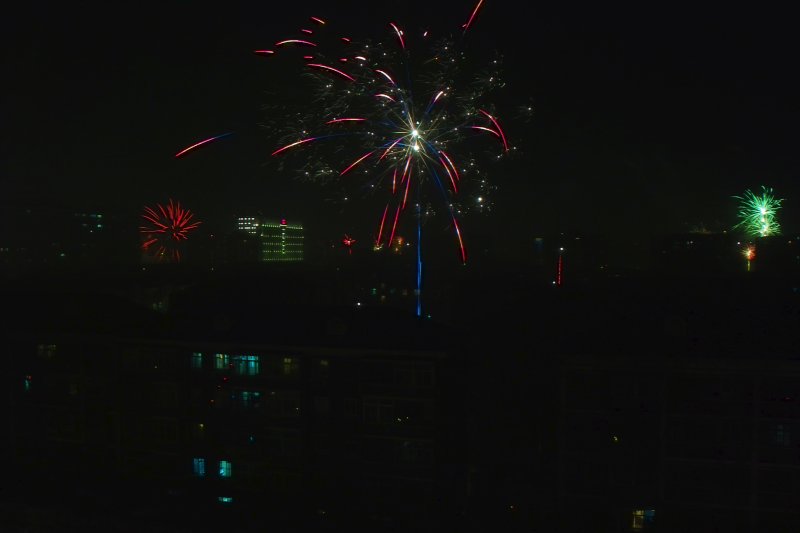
733;186;784;237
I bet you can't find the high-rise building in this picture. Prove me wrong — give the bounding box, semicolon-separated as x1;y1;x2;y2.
237;216;259;235
260;218;303;262
235;216;304;262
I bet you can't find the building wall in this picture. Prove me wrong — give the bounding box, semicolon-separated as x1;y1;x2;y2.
13;336;462;530
559;355;800;532
235;217;304;262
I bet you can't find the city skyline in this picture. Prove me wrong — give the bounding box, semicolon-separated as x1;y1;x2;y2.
4;1;800;263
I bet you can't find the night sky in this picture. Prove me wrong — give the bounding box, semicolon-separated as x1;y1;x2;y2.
4;1;799;259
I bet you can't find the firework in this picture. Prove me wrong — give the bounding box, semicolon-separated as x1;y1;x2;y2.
175;133;234;158
734;186;784;237
342;234;356;254
140;199;201;262
264;1;510;266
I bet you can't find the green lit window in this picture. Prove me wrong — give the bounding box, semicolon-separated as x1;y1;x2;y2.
233;355;260;376
219;460;232;478
214;353;230;370
191;352;203;369
193;457;206;477
218;496;233;503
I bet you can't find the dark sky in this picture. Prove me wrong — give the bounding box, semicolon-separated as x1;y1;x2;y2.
3;1;799;254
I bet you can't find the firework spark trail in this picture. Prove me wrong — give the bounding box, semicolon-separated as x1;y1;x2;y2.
388;204;402;250
379;137;404;161
438;150;460;181
470;125;501;137
271;137;320;156
438;155;458;192
402;166;413;209
307;63;356;81
340;150;376;176
175;133;234;158
374;69;397;86
326;117;367;124
463;0;485;32
429;165;467;262
275;39;318;47
452;217;466;262
422;89;447;116
389;22;406;49
376;204;389;246
479;109;509;151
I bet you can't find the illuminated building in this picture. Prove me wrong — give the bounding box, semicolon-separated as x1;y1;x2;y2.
236;216;259;235
235;216;304;262
259;218;303;262
9;294;460;530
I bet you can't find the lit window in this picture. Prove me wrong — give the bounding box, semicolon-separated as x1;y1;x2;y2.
214;353;230;370
632;509;655;530
219;460;232;478
239;390;262;409
218;496;233;503
233;355;260;376
283;357;298;376
24;375;32;392
193;458;206;477
314;359;329;379
191;352;203;369
36;344;57;359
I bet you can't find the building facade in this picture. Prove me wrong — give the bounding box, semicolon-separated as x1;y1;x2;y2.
235;216;304;262
11;327;465;531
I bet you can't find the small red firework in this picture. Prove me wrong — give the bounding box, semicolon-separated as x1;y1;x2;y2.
140;199;201;262
342;234;356;254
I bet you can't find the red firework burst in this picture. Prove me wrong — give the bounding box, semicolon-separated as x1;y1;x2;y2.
342;234;356;254
140;199;201;262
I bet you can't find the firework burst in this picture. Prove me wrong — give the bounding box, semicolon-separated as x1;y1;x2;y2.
263;1;511;264
734;186;784;238
140;199;201;262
